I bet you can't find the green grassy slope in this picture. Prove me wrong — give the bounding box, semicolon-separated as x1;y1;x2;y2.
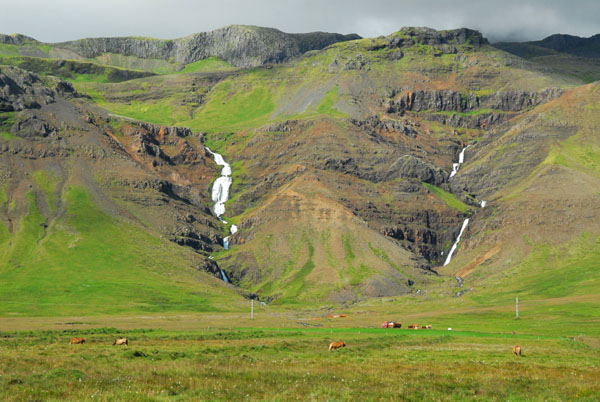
0;55;154;83
0;186;239;316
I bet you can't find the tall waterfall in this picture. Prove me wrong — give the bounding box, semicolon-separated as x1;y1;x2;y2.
206;147;237;281
444;219;469;266
444;144;487;266
449;145;471;178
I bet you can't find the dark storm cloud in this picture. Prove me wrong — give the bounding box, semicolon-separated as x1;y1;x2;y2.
1;0;598;43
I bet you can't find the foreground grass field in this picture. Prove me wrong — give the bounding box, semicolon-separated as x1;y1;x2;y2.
1;307;599;401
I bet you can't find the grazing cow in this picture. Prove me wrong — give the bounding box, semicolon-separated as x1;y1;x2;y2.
408;324;420;329
113;337;128;346
422;325;432;329
69;337;85;344
513;345;522;356
329;341;346;351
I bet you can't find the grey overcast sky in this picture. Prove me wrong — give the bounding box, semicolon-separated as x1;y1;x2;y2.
1;0;599;43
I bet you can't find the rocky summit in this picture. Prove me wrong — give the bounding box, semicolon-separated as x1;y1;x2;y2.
0;25;599;313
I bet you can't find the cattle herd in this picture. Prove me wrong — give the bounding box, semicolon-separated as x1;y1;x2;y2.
328;322;524;355
69;330;524;356
69;337;128;346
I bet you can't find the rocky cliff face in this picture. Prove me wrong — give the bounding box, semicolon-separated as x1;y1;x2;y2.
0;65;60;111
387;88;562;114
364;27;487;57
398;27;487;47
383;88;563;128
53;25;361;68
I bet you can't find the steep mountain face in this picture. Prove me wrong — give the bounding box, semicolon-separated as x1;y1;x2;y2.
1;25;599;311
0;65;248;315
41;25;361;69
439;82;600;304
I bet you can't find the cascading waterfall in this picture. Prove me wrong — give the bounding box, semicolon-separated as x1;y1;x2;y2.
449;145;471;178
444;144;487;266
220;269;230;283
205;146;237;282
444;218;469;266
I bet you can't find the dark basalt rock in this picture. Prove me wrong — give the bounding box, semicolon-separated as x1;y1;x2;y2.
384;88;563;128
11;115;55;138
399;27;488;47
197;258;221;278
423;111;511;129
350;115;417;137
382;155;446;185
0;66;56;111
387;88;563;114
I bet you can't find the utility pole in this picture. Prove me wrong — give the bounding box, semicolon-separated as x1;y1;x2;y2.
251;299;254;319
516;296;519;318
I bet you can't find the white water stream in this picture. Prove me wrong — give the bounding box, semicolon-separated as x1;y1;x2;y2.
444;218;469;266
444;144;487;266
449;145;471;178
205;147;238;282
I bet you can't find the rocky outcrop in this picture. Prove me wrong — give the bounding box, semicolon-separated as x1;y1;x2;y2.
398;27;488;47
0;66;56;111
53;25;361;68
383;88;563;128
197;258;222;278
122;122;206;166
169;226;219;252
366;27;487;56
10;115;55;138
0;66;79;113
350;115;417;137
381;155;446;185
387;88;562;114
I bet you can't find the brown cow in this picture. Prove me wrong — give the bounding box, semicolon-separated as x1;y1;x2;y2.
113;337;128;346
408;324;420;329
69;337;85;344
422;325;432;329
513;345;522;356
329;341;346;351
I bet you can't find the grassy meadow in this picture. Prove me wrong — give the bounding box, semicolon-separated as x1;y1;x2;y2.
1;290;599;401
0;322;598;401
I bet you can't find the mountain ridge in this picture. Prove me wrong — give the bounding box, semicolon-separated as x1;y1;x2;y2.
0;25;599;311
1;25;362;69
495;32;600;58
